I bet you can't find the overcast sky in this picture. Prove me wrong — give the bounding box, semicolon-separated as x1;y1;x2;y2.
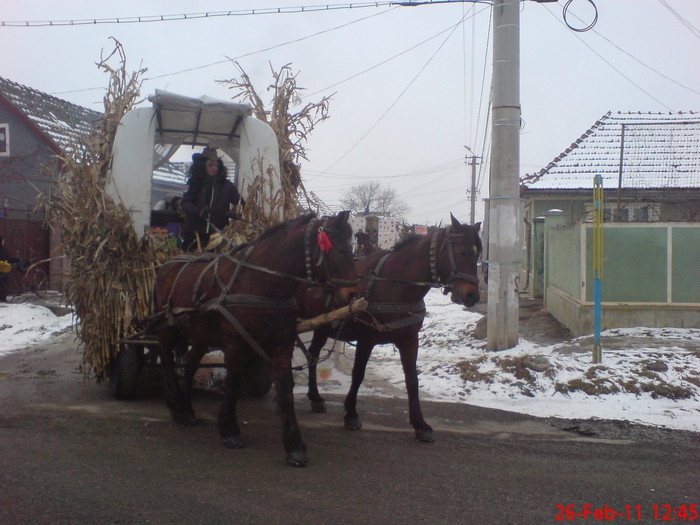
2;1;699;225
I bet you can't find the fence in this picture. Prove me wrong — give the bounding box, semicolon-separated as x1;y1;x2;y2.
0;218;50;293
542;217;700;335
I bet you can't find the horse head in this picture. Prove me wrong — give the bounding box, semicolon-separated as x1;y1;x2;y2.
435;213;482;307
307;210;357;304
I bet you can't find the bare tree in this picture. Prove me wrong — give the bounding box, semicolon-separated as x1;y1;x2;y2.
340;181;409;221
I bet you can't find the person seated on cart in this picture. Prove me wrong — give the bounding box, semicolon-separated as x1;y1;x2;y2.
180;147;245;252
0;234;20;302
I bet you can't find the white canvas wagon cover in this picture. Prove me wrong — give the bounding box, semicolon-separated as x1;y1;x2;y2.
107;90;281;235
147;90;253;145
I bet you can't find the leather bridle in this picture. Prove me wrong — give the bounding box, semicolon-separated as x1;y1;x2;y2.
430;226;480;288
303;218;356;291
364;226;480;299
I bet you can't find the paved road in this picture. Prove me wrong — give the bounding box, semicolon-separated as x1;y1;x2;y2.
0;332;698;524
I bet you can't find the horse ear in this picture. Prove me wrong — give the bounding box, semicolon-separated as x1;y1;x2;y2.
474;221;482;233
337;210;350;225
450;213;461;229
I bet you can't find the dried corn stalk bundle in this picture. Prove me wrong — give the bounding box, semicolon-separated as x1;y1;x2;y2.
212;157;287;251
41;40;166;381
219;62;331;224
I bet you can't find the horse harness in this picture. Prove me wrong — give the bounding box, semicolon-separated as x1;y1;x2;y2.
361;226;479;332
158;219;348;367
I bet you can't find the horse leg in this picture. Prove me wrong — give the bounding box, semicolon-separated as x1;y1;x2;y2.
182;341;208;407
343;340;374;431
272;349;308;467
218;345;244;449
397;335;435;442
305;329;329;413
159;329;196;425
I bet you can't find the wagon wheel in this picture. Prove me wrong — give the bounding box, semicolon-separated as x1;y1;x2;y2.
237;355;273;398
109;344;143;400
30;268;49;298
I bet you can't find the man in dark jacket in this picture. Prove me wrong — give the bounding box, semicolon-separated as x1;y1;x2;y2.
180;147;244;252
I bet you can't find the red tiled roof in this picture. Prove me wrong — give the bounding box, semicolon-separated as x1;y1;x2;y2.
522;111;700;190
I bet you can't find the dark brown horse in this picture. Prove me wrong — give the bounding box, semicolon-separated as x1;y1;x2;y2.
152;212;356;466
297;214;481;442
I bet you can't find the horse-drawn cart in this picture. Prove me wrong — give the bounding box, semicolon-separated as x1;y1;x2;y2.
104;90;365;402
109;334;276;400
101;90;284;399
109;297;368;400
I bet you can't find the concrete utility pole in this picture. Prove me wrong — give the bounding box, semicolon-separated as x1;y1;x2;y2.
487;0;521;351
464;146;481;225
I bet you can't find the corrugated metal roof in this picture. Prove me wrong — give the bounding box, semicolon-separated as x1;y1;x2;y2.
153;161;188;186
522;111;700;190
0;76;101;153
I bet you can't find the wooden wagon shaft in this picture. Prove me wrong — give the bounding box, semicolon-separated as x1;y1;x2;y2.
157;297;368;337
296;297;368;333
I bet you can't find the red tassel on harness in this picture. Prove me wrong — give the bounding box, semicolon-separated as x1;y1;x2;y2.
317;230;333;252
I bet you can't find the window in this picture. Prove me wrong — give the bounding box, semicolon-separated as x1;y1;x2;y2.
0;124;8;156
633;206;651;222
585;202;659;222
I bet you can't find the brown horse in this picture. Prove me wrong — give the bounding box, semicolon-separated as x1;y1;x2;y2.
297;213;481;442
152;212;356;466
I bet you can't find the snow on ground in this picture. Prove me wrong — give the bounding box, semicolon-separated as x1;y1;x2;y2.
1;292;698;433
0;300;74;354
301;290;700;433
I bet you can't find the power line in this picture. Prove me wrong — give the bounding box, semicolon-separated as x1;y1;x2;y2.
320;9;471;173
398;169;464;197
1;1;491;28
542;5;673;111
153;7;395;81
472;5;492;195
303;158;465;179
563;5;700;96
410;194;471;217
658;0;700;39
302;10;476;99
50;8;395;96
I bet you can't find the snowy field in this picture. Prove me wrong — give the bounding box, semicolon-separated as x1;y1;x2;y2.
1;292;698;432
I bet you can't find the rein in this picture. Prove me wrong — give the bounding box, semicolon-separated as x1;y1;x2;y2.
357;226;479;332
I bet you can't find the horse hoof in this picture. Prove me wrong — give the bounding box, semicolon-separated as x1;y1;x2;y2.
416;429;436;443
344;417;362;431
223;435;244;449
311;400;327;413
171;410;196;426
286;450;309;467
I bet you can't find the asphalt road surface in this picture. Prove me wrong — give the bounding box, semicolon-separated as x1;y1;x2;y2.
0;331;698;524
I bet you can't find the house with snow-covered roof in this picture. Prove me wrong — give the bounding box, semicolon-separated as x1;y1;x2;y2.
517;111;700;335
0;76;189;290
0;76;104;289
521;111;700;223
